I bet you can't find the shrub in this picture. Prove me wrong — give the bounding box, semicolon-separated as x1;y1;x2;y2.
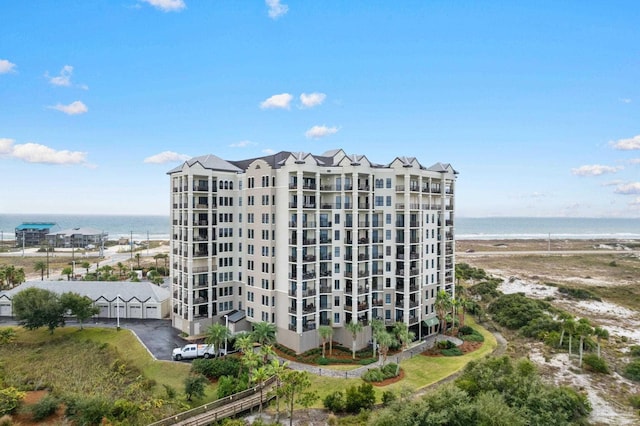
629;394;640;409
362;369;385;383
458;325;475;335
184;374;208;401
582;354;610;374
65;397;112;425
323;390;346;412
382;363;399;378
217;374;249;398
461;333;485;342
623;360;640;382
344;383;375;413
630;345;640;357
441;348;463;356
557;287;601;301
437;340;456;349
29;394;59;421
111;399;139;421
192;357;241;379
381;390;396;406
0;387;26;416
0;415;12;426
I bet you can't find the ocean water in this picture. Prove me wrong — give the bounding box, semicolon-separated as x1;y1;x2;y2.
456;217;640;240
0;214;170;241
1;214;638;242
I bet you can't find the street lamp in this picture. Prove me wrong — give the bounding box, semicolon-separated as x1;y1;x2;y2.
116;294;121;330
224;314;229;355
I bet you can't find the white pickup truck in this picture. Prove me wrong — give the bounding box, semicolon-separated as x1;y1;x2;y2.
172;343;217;361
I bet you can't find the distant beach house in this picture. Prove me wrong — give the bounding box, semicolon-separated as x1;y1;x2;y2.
0;281;171;319
14;222;57;247
45;227;108;249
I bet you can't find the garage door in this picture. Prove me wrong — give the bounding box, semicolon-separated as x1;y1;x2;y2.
0;303;11;316
145;306;158;319
98;305;109;317
129;305;142;319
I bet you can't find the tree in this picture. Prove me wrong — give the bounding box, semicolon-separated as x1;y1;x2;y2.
205;323;231;355
116;262;126;278
184;374;207;401
564;317;576;357
269;359;288;423
81;261;91;275
0;265;25;289
234;333;255;354
252;321;277;346
12;287;65;334
435;289;452;335
346;321;363;359
318;325;333;358
593;326;609;359
393;322;415;351
280;370;314;426
259;343;275;364
370;318;385;359
558;312;573;349
34;260;47;281
60;292;99;329
459;297;473;328
377;331;396;365
576;318;593;368
134;253;141;269
61;266;73;281
252;365;270;414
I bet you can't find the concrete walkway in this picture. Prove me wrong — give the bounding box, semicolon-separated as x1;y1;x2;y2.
279;334;463;379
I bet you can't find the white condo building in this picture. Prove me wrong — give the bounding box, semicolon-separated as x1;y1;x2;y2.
168;149;457;354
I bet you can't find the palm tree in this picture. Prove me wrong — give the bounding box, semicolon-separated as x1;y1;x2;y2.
346;321;363;359
377;331;396;365
393;322;415;351
451;298;460;332
252;321;277;346
269;358;288;423
593;326;609;359
564;317;576;357
134;253;141;269
318;325;333;358
116;262;126;278
435;290;452;335
252;365;270;414
61;266;73;281
81;261;90;274
576;318;593;367
205;323;231;355
558;313;574;348
259;343;276;364
34;260;46;281
370;318;385;359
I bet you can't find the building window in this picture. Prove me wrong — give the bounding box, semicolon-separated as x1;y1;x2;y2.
385;294;391;304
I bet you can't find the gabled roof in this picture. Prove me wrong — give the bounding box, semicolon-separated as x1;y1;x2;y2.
167;155;243;174
0;281;170;303
427;162;458;174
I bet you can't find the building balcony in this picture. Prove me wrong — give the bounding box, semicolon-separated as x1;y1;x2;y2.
303;255;316;262
302;239;316;245
372;299;383;306
302;323;316;332
319;285;331;293
319;270;332;277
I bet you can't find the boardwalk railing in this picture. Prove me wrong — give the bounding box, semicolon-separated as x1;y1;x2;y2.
149;376;277;426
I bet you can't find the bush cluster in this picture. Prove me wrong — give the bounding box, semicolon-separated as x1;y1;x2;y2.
191;356;241;379
362;363;400;383
323;383;375;414
582;354;610;374
29;395;59;421
458;326;485;342
623;359;640;382
557;286;601;301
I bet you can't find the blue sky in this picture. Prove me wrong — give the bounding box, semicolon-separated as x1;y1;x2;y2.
1;0;639;217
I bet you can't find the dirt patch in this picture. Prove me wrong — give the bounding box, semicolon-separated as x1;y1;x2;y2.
11;390;65;425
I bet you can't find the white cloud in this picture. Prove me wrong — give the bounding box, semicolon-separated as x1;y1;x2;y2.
141;0;185;12
614;182;640;195
260;93;293;109
0;59;16;74
628;158;640;165
5;142;88;165
48;101;88;115
266;0;288;19
45;65;73;87
610;135;640;150
619;98;632;104
262;148;276;155
630;197;640;207
229;140;257;148
305;125;339;139
144;151;190;164
571;164;623;176
300;92;326;108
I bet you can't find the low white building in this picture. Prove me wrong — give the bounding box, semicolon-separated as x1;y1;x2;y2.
0;281;171;319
